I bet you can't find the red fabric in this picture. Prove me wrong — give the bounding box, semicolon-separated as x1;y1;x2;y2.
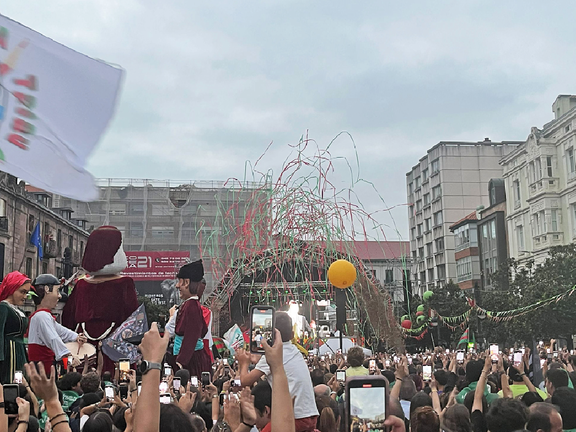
0;271;30;302
201;306;213;362
62;277;138;374
175;298;211;377
82;226;122;273
28;344;54;375
262;423;272;432
294;416;319;432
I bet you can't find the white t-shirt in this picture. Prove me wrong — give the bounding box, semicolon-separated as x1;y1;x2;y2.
28;310;78;360
255;342;319;419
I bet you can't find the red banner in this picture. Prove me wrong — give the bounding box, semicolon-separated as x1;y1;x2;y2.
122;251;190;281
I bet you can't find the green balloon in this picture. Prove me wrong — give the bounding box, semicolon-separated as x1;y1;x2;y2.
416;315;426;324
401;315;409;322
423;291;434;301
417;304;425;312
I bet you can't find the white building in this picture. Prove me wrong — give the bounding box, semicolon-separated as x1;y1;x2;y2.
407;141;521;294
501;95;576;264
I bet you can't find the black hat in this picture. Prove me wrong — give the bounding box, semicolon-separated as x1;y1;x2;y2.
176;260;204;282
32;274;60;288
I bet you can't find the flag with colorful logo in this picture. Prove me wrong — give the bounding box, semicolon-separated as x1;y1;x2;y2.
223;324;245;355
458;328;469;346
212;337;227;355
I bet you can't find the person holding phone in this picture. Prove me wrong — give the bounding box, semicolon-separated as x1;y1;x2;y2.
0;272;31;385
27;274;86;375
237;312;318;432
173;261;211;377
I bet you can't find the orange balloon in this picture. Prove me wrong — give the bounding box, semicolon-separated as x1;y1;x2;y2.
328;259;357;289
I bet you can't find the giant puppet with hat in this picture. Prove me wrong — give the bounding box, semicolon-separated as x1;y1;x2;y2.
62;226;139;374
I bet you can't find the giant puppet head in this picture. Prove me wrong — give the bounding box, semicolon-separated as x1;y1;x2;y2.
82;226;127;276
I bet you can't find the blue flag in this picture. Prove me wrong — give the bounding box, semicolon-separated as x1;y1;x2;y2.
30;222;43;260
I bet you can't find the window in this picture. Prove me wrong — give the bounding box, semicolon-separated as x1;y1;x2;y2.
572;204;576;237
130;204;144;215
425;218;431;232
456;256;472;281
68;235;73;250
433;211;443;226
517;225;525;251
422;169;428;183
415;177;421;189
152;205;174;216
428;269;434;282
431;159;439;173
408;183;413;195
44;222;50;239
80;241;84;256
416;200;422;213
513;180;521;207
42;262;48;274
411;227;416;240
533;211;546;235
28;214;35;236
151;226;174;239
547;156;553;177
423;193;430;206
426;243;433;256
535;158;542;180
25;257;33;277
566;124;572;133
57;229;62;251
432;185;442;200
420;271;426;284
454;225;470;250
552;209;559;232
529;161;535;183
418;247;424;258
417;224;423;236
435;237;444;252
0;199;5;217
567;148;575;175
385;270;394;283
130;222;144;238
437;265;446;280
107;203;126;215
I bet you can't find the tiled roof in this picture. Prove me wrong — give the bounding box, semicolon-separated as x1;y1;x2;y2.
449;212;478;231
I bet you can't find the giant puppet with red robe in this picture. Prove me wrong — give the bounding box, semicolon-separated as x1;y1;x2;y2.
62;226;139;374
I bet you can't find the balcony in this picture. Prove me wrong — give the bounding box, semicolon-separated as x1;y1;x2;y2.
0;217;8;232
529;177;559;198
44;239;58;258
457;272;473;283
435;254;445;265
534;232;564;248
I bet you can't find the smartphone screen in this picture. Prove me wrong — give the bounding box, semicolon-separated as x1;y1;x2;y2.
173;378;181;391
540;358;546;368
423;365;432;381
3;384;19;415
457;351;464;363
445;349;450;354
369;360;376;371
119;384;128;400
119;358;130;380
336;370;346;382
190;376;198;387
14;371;23;384
407;356;413;365
138;383;142;396
105;385;115;400
385;360;390;368
164;364;172;377
159;393;171;404
490;344;499;362
250;306;275;353
159;381;169;393
514;352;522;367
234;378;241;387
201;372;210;386
347;377;387;431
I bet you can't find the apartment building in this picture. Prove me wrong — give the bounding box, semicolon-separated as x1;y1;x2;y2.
502;95;576;264
406;140;521;294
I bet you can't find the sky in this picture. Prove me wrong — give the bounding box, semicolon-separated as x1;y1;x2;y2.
4;1;576;241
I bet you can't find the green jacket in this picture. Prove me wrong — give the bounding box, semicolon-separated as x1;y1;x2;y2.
456;381;499;405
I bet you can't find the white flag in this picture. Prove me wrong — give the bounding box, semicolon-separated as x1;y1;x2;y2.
0;15;123;201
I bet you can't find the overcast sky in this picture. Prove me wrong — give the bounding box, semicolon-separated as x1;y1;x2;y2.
5;1;576;241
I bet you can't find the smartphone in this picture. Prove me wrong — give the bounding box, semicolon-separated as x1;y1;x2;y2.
173;377;181;391
369;359;376;372
321;355;325;361
445;349;450;354
14;371;23;384
540;358;546;368
164;364;172;377
346;376;388;430
385;360;390;368
137;381;142;396
190;376;198;387
119;358;130;381
553;352;559;358
159;380;169;394
250;305;275;354
490;344;499;363
105;385;115;401
119;384;128;400
160;393;171;404
201;371;210;387
233;378;241;388
514;352;523;367
456;351;464;363
336;369;346;382
3;384;19;415
407;356;413;365
423;365;432;381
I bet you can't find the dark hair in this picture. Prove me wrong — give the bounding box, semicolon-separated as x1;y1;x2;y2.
83;410;114;432
189;414;207;432
520;391;544;407
410;391;433;418
411;406;440;432
551;386;576;429
175;369;190;387
346;347;365;368
311;369;325;387
252;380;272;414
315;395;339;432
112;406;128;431
508;366;524;383
274;312;293;342
527;403;558;432
485;398;528;432
81;372;101;394
546;369;569;390
79;393;102;409
31;284;56;306
59;372;82;391
466;360;484;384
159;403;193;431
399;376;417;401
102;371;112;383
434;369;448;386
27;416;40;432
329;364;337;374
382;370;395;384
442;404;472;432
463;390;487;415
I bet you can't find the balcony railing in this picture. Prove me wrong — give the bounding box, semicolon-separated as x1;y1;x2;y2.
529;177;559;198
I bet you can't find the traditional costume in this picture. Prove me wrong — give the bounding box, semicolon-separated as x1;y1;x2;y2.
62;226;138;374
0;272;29;384
173;260;211;377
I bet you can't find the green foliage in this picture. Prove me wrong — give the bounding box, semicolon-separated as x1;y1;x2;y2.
138;295;170;327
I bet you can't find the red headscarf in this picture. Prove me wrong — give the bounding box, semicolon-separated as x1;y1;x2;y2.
0;271;31;302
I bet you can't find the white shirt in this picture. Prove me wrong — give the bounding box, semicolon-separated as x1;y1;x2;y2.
165;296;197;337
28;310;78;360
255;342;319;419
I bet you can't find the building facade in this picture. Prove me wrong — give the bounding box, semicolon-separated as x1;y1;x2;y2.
449;212;481;290
406;140;521;294
502;95;576;264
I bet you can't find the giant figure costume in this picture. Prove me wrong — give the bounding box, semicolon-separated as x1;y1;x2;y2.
62;226;138;374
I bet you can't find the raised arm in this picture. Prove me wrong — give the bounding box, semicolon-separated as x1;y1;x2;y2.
473;355;491;413
390;356;408;401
